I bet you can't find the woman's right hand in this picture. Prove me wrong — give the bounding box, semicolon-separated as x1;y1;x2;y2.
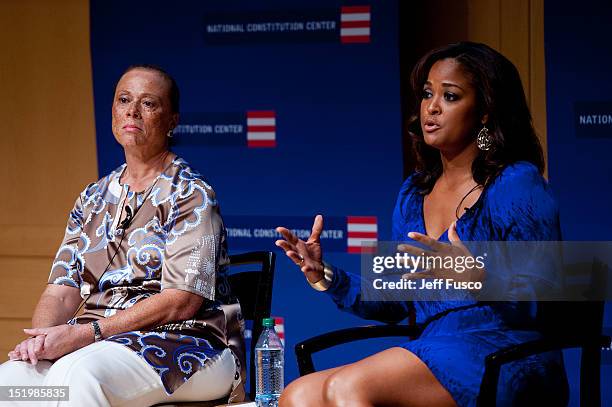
275;215;325;284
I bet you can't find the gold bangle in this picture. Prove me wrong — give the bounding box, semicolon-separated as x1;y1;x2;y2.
308;262;334;292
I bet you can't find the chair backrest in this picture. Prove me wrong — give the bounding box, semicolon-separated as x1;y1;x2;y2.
536;258;608;407
537;258;608;338
227;251;276;401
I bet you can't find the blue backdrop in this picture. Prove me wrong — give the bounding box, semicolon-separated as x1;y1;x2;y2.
545;1;612;405
90;0;404;388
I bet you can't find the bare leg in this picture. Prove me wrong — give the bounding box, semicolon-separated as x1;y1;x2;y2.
279;366;343;407
281;347;456;407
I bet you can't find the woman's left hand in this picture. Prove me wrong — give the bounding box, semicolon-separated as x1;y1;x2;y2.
22;324;92;361
398;221;485;283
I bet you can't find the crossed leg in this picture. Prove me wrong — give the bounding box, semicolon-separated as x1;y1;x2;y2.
279;347;457;407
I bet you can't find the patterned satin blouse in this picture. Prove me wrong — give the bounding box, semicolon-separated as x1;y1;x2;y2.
47;156;246;401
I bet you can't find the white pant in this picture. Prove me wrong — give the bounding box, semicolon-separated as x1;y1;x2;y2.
0;341;235;407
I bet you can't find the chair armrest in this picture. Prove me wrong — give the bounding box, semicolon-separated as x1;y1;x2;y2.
477;335;611;407
295;324;423;376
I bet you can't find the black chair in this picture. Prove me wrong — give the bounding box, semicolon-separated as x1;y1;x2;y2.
478;259;611;407
295;309;419;376
295;260;611;407
227;251;276;403
155;250;276;407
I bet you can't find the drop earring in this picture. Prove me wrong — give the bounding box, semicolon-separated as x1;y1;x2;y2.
476;125;492;151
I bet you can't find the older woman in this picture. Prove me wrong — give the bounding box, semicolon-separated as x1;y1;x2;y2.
0;65;245;406
276;42;568;407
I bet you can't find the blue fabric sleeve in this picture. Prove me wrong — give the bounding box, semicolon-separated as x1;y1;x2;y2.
487;162;562;303
491;162;561;241
324;264;411;324
391;174;418;242
321;175;416;324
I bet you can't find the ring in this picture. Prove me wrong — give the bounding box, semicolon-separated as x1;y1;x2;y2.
298;255;305;265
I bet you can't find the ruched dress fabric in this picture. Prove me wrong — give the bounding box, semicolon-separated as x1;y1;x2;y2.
325;162;569;407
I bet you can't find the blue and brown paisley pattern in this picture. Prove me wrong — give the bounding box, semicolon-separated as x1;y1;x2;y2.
49;157;245;399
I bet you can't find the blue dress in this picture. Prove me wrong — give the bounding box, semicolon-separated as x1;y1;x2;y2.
325;162;569;406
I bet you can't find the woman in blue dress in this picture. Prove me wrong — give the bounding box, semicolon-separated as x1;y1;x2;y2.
276;42;568;407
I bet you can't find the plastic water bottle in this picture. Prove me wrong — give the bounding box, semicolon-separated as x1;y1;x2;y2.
255;317;284;407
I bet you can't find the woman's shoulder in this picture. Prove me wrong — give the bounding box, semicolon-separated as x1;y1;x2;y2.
397;172;421;197
170;157;214;189
488;161;553;200
165;157;219;205
76;164;125;202
393;172;423;223
486;161;559;220
493;161;544;187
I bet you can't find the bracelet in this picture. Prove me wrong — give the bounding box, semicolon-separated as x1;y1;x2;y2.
308;261;334;292
91;321;103;342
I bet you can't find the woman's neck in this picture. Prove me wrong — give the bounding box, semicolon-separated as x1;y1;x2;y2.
438;143;479;189
122;149;174;191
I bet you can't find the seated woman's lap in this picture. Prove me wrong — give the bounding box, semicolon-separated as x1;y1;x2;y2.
402;330;568;407
280;347;456;407
0;341;236;407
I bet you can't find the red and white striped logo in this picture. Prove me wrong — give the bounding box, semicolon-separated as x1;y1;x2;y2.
347;216;377;253
247;111;276;148
340;6;371;43
273;316;285;346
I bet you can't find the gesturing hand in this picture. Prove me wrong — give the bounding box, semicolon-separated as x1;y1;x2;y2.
275;215;325;284
398;221;485;283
